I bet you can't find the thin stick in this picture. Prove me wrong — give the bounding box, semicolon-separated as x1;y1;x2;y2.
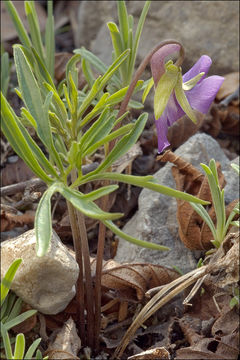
113;266;207;359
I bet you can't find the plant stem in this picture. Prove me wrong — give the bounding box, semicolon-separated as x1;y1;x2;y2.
66;200;85;344
94;188;109;352
70;169;95;350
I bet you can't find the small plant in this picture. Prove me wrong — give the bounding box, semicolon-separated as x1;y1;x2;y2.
190;159;239;249
2;0;223;353
0;259;46;359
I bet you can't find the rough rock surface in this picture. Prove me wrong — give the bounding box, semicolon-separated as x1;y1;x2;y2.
115;133;238;273
87;1;239;74
1;229;79;314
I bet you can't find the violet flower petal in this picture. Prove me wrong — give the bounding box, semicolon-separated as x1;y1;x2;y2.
183;55;212;83
151;44;181;86
185;75;225;114
155;113;171;153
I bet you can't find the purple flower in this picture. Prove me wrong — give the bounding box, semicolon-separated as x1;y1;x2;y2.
150;45;224;153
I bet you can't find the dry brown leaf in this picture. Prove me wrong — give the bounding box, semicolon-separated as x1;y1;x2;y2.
176;336;239;359
91;257;179;302
1;1;46;42
128;347;170;359
1;210;35;231
203;103;239;137
157;150;239;250
216;72;239;101
45;317;81;359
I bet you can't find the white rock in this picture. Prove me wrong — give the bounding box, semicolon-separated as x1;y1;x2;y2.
1;229;79;314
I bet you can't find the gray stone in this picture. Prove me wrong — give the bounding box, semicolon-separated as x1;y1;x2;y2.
1;229;79;314
90;1;239;74
222;156;240;205
115;133;238;273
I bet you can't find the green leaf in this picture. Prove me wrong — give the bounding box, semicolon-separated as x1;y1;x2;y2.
13;46;53;149
99;49;130;89
117;1;129;49
4;0;32;49
1;52;11;97
24;338;42;359
102;220;170;251
154;64;179;119
128;0;151;82
45;0;55;78
25;1;45;63
1;94;57;183
83;123;135;158
44;82;68;124
81;57;95;88
6;298;22;323
80;185;119;202
1;259;22;306
142;77;154;103
77;172;211;205
95;112;148;173
58;185;123;221
1;323;13;359
35;184;59;256
107;22;123;59
4;310;37;331
66;54;81;89
13;333;25;360
80;107;112;150
31;47;55;89
79;92;110;129
190;203;217;240
175;70;197;123
74;47;121;88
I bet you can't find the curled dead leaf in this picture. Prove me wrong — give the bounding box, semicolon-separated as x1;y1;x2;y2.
91;257;179;302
